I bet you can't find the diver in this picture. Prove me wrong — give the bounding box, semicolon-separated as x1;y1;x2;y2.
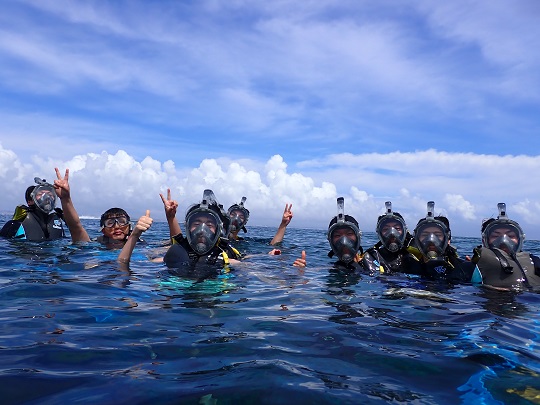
322;197;364;272
470;203;540;291
227;196;250;241
53;167;152;264
361;201;416;275
163;189;243;271
0;177;65;241
407;201;476;283
292;197;363;272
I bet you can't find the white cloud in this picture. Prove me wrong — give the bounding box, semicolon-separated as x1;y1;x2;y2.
2;144;540;238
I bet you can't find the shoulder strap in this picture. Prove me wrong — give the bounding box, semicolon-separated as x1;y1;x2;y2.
13;205;28;221
492;248;514;274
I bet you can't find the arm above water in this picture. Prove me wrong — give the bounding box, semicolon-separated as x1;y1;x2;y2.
54;168;91;243
270;203;293;246
160;189;181;239
117;210;153;264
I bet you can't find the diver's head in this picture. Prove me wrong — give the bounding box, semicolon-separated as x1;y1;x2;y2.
227;196;249;235
30;178;57;214
185;190;224;255
100;208;131;241
376;201;407;252
481;203;524;255
327;197;362;263
25;186;36;205
413;201;450;261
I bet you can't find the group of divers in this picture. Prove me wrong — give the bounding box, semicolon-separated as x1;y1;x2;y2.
1;168;540;292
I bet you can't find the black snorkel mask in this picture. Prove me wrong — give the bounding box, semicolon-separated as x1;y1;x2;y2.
31;177;57;214
482;203;524;255
327;197;362;264
228;196;250;234
376;201;408;252
185;189;224;255
413;201;450;261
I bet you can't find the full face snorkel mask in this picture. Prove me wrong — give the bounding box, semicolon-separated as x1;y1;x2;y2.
376;201;407;252
413;201;450;261
327;197;362;264
185;189;224;255
30;177;57;214
482;203;524;255
228;196;250;234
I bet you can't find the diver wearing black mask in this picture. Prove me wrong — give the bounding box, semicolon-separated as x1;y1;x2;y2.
326;197;363;272
0;178;65;241
362;201;416;274
471;203;540;291
227;196;250;241
407;201;475;283
163;189;242;272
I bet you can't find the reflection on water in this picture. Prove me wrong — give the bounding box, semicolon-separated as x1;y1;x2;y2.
0;217;540;404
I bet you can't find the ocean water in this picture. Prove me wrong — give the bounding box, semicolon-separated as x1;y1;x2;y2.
1;215;540;405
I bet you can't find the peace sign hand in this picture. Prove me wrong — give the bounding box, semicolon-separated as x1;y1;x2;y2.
53;167;71;200
160;188;179;220
281;203;293;227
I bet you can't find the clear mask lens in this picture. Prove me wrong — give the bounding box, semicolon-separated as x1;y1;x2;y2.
103;216;129;228
186;211;220;255
229;211;245;231
490;234;518;254
415;222;448;260
32;186;56;214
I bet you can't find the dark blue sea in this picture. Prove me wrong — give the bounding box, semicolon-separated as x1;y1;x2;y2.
1;215;540;405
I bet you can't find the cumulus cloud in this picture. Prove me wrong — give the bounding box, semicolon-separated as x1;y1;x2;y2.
2;144;540;238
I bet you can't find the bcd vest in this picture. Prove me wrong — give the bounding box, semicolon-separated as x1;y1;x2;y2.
20;211;64;241
473;247;540;289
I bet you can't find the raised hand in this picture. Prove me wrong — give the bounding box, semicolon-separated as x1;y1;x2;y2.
270;203;294;245
293;250;306;267
160;188;178;220
134;210;153;235
281;203;293;227
53;167;71;200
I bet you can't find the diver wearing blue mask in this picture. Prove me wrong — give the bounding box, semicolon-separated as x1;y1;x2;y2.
164;189;242;271
407;201;476;282
0;177;65;241
362;201;416;274
326;197;363;272
471;203;540;291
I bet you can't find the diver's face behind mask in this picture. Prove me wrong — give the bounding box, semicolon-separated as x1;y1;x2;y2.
186;211;220;255
329;225;360;263
31;185;57;214
377;217;406;252
485;223;522;255
415;221;449;261
228;208;247;233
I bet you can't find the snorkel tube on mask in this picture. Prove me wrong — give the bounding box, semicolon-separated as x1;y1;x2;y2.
413;201;450;261
228;196;250;234
327;197;362;264
376;201;407;252
185;189;224;255
30;177;57;214
481;203;524;255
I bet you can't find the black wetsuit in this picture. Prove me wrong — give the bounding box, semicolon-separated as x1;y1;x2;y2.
361;244;417;275
0;206;65;241
164;234;242;269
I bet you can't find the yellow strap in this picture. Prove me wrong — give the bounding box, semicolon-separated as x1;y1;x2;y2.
221;250;230;265
12;205;28;221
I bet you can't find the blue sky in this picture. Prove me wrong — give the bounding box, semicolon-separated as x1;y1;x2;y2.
1;0;540;239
